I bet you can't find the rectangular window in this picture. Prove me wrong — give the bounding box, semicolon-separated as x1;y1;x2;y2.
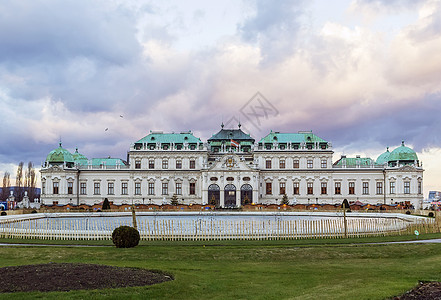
335;182;341;195
293;159;299;169
293;182;299;195
162;182;168;195
80;182;86;195
148;160;154;169
176;160;182;169
321;182;327;194
349;182;355;195
67;182;73;194
362;182;369;195
42;182;46;194
279;160;285;169
190;182;196;195
175;182;182;195
266;182;272;195
307;182;313;195
390;182;395;194
404;181;410;194
418;181;422;194
135;182;141;195
189;160;196;169
108;182;114;195
266;160;272;169
376;182;383;195
94;182;100;195
162;159;168;169
321;159;327;168
121;182;128;195
148;182;155;195
307;160;313;169
135;160;141;169
53;182;59;194
279;182;286;195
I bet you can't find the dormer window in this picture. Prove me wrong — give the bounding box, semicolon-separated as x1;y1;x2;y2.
190;145;196;150
151;137;155;141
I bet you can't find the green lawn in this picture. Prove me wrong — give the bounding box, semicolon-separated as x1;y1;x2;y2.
0;235;441;299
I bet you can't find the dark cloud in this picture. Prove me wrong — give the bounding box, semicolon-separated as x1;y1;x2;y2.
238;0;306;62
0;1;139;65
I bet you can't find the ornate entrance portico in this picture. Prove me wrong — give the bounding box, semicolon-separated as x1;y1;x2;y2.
224;184;236;207
241;184;253;205
208;184;220;207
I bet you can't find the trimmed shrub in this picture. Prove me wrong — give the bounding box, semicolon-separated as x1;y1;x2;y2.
112;226;140;248
31;210;37;214
406;210;411;215
428;212;434;218
1;211;6;216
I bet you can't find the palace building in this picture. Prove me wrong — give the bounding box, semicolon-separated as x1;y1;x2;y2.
40;125;424;208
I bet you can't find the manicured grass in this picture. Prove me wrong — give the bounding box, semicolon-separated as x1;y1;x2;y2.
0;236;441;299
1;232;440;246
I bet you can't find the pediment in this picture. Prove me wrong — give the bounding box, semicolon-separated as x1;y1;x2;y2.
208;154;255;171
397;165;417;172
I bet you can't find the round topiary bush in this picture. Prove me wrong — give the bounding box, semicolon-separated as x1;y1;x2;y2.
1;211;6;216
112;226;140;248
405;210;411;215
428;212;434;218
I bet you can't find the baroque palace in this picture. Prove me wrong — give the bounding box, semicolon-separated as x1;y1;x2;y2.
40;125;424;208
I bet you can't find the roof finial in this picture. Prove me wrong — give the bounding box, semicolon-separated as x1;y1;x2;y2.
59;137;62;148
401;140;405;146
221;122;224;129
75;147;79;153
238;122;241;129
386;146;389;152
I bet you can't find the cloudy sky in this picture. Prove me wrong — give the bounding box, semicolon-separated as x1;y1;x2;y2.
1;0;440;194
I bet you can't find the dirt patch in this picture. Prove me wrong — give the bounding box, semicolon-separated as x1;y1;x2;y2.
393;282;441;299
0;263;173;293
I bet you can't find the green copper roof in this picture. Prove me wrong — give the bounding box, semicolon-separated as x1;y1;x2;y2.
135;131;202;144
335;157;375;166
376;147;390;165
72;148;88;165
46;143;74;164
388;141;418;162
259;131;327;144
90;158;126;166
208;128;255;142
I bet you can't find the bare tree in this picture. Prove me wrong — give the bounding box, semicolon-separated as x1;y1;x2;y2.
1;172;10;201
15;162;24;202
24;162;37;201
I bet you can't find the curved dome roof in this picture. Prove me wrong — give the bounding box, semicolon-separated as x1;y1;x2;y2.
46;143;74;164
376;147;391;165
388;141;418;162
72;148;88;165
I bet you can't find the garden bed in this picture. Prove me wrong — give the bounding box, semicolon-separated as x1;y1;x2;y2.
0;263;172;293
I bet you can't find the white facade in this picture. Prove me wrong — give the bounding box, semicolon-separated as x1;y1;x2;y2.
40;130;424;208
